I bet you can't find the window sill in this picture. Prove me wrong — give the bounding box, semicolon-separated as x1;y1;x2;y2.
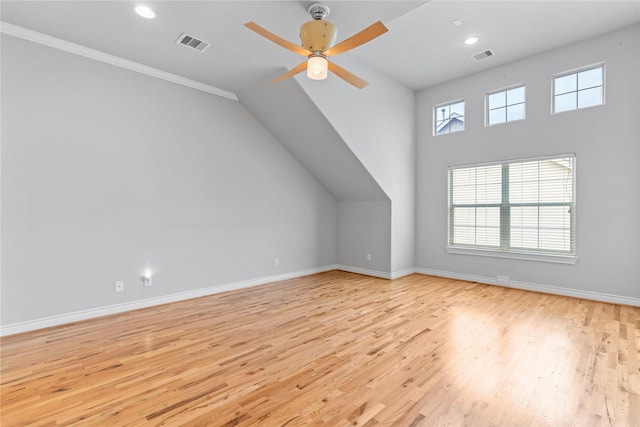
447;246;577;264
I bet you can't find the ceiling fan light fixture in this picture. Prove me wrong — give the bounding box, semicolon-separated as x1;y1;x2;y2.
307;55;328;80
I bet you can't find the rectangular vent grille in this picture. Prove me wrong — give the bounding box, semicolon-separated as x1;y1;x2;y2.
472;50;494;61
175;33;211;52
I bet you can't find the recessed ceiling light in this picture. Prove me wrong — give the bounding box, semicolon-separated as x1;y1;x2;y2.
135;5;155;19
453;19;462;26
464;36;479;45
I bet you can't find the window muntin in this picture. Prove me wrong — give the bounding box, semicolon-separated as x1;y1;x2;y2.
487;85;525;126
553;65;603;113
448;155;575;258
434;101;465;135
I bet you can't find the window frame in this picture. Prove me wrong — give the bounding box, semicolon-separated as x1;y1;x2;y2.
433;99;465;136
447;154;577;264
552;63;605;114
485;84;526;126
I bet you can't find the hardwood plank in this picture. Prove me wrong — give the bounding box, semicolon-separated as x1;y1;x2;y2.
1;271;639;426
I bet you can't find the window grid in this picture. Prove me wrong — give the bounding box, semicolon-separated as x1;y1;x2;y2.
553;65;604;113
487;85;526;126
434;100;465;136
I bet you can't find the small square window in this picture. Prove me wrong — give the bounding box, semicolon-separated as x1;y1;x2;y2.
434;100;465;135
486;85;526;126
553;64;604;113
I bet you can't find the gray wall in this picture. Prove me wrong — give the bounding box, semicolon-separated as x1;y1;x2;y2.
298;57;416;275
337;201;392;272
3;23;638;328
239;71;396;277
1;35;338;325
416;25;640;299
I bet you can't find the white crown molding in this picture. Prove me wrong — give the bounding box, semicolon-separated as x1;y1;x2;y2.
0;21;239;101
0;264;338;336
416;267;640;307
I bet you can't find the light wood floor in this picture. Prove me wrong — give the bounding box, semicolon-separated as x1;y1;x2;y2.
1;271;639;426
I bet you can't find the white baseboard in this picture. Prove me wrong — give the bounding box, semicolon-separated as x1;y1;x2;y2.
334;265;417;280
415;267;640;307
0;265;338;337
336;264;392;279
4;265;637;336
390;268;417;279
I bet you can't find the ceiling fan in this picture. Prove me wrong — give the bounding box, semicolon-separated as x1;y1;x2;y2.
245;3;388;89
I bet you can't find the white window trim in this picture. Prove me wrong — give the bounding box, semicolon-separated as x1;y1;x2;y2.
551;62;605;114
447;246;577;264
433;98;465;137
485;83;526;127
448;153;575;174
447;153;577;264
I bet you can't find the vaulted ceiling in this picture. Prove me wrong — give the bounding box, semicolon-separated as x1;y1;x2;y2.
2;1;639;94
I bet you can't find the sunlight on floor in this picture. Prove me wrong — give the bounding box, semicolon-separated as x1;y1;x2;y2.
449;306;579;424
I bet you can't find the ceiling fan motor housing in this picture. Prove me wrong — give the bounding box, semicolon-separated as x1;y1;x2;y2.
300;3;336;51
300;20;337;51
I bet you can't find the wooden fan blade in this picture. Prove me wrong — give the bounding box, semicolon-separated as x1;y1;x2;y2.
272;61;308;83
323;21;388;56
328;62;368;89
245;21;311;57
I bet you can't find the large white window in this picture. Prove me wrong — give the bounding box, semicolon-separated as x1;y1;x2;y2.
434;100;465;135
487;85;525;126
553;64;604;113
448;155;576;262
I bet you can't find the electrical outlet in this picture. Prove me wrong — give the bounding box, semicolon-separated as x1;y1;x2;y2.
366;254;372;262
115;280;124;292
496;275;510;285
274;258;279;266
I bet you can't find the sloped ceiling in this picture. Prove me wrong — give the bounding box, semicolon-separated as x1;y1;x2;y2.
238;71;389;202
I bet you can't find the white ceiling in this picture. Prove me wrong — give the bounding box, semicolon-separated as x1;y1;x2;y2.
2;1;639;93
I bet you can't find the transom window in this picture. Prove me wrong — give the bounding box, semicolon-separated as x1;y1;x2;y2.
434;100;465;135
553;65;604;113
448;155;576;261
487;85;525;126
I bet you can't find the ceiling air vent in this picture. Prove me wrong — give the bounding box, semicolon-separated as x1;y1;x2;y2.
175;33;211;52
472;50;494;61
